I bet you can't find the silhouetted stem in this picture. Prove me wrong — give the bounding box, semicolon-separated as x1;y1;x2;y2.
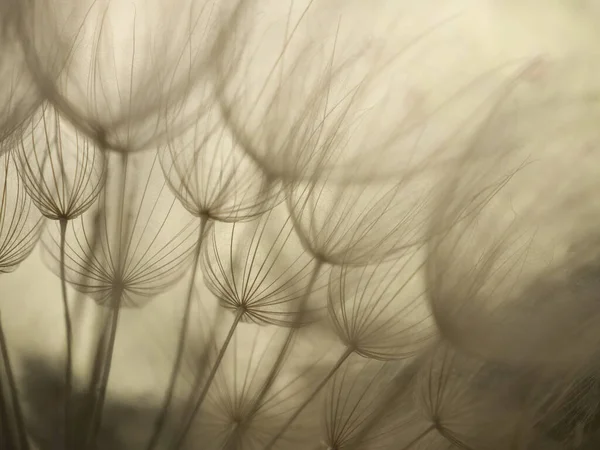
85;153;128;450
0;310;29;450
146;215;209;450
223;259;323;450
173;308;245;449
400;424;435;450
59;217;74;450
264;346;354;450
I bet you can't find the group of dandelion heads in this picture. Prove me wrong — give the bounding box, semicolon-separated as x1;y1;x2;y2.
1;0;599;449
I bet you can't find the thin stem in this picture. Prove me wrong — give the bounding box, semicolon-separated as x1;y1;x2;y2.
146;215;209;450
85;291;123;449
172;308;245;449
0;310;29;450
223;259;324;450
59;217;74;450
84;153;128;450
400;424;435;450
264;346;354;450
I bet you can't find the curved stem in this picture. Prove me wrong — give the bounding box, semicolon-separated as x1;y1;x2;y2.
0;310;29;450
264;346;354;450
146;215;209;450
223;259;323;450
172;309;245;449
59;217;74;450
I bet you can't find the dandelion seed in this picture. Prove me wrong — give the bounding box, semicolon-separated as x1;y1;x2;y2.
41;150;197;447
14;101;105;449
328;251;434;361
147;104;281;449
212;0;468;183
0;150;44;450
16;102;105;221
286;172;434;267
263;246;434;449
0;14;43;153
16;0;226;153
202;205;323;327
168;204;325;448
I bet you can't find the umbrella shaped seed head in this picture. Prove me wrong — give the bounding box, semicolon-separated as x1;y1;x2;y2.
328;250;434;361
287;173;434;266
41;151;198;307
15;102;105;220
16;0;228;153
0;151;44;273
160;106;279;223
201;205;326;326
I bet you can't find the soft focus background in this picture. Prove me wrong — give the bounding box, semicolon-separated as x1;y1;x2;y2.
2;0;600;436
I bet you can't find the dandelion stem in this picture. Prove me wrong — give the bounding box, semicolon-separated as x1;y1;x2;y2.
0;310;29;450
85;153;128;450
264;346;354;450
146;215;209;450
400;424;435;450
172;308;245;449
59;217;74;450
85;291;123;449
223;259;324;450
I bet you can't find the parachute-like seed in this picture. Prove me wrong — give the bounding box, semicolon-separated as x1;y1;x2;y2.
286;172;434;266
150;107;283;447
40;150;198;447
42;151;198;308
160;104;280;223
328;250;434;361
15;101;105;447
15;0;228;153
202;205;325;326
211;0;448;184
15;102;105;221
166;204;326;448
0;149;44;450
0;151;45;273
